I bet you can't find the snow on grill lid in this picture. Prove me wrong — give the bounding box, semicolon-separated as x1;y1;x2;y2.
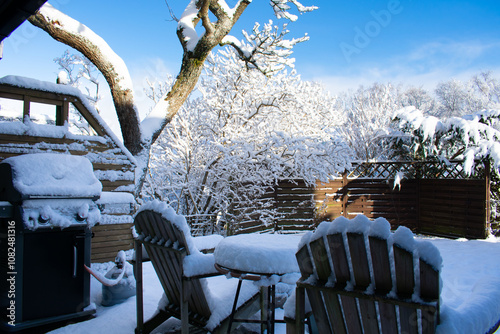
1;153;102;198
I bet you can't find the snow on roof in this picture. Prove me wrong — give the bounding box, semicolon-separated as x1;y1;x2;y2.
0;75;136;165
1;153;102;198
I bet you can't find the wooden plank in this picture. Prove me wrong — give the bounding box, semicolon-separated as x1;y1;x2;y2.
72;99;107;136
0;132;109;147
420;259;440;302
326;233;350;287
421;307;439;334
296;245;314;279
322;291;347;334
358;299;379;333
91;239;133;249
93;223;134;231
393;244;414;299
307;288;333;334
399;306;419;334
419;223;486;239
368;236;392;294
92;230;133;239
309;237;331;283
296;245;333;333
346;232;371;289
339;295;362;333
378;302;398;334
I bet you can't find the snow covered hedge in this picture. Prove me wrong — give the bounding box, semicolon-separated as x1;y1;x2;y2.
393;106;500;175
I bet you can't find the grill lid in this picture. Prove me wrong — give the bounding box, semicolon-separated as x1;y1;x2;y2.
0;153;102;202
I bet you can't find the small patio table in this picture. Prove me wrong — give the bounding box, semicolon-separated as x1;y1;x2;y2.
213;233;302;334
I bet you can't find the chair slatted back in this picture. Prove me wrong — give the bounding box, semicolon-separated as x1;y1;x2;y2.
295;224;440;334
135;210;212;324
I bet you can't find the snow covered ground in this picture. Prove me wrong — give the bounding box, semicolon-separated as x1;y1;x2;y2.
48;235;500;334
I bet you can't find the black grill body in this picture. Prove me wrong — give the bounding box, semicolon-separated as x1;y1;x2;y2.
0;154;100;332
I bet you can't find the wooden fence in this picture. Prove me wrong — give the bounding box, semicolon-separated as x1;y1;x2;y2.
236;161;491;239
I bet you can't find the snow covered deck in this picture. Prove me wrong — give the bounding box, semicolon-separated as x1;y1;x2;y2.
45;234;500;334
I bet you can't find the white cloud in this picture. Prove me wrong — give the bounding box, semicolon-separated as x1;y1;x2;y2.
308;39;500;94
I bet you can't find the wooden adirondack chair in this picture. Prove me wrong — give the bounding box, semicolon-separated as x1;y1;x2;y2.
289;216;441;334
134;203;261;334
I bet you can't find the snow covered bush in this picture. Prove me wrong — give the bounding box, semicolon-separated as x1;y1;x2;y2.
142;47;351;235
393;107;500;171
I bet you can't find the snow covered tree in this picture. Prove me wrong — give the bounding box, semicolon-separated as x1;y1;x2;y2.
335;82;403;161
27;0;317;195
333;72;500;162
434;72;500;118
142;47;350;235
400;86;436;113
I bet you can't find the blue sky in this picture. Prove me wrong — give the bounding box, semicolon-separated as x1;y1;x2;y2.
1;0;500;132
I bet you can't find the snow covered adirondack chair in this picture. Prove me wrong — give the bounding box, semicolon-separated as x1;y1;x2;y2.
134;200;261;334
288;215;442;334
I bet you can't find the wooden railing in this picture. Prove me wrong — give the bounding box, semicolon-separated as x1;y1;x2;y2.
0;81;137;262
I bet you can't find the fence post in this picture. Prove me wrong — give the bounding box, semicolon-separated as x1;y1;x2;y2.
274;181;280;233
485;160;491;237
342;170;348;218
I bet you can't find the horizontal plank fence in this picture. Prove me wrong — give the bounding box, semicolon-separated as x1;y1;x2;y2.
235;161;492;239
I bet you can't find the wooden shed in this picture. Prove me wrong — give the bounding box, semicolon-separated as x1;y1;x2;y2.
0;75;136;262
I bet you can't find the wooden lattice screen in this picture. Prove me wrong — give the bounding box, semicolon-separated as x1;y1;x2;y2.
264;161;491;239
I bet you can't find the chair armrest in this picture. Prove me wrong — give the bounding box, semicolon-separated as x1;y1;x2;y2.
192;234;224;254
183;252;220;278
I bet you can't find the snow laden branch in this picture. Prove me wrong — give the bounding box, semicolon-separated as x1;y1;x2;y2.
142;0;255;145
270;0;318;21
28;3;142;155
393;107;500;174
221;21;309;75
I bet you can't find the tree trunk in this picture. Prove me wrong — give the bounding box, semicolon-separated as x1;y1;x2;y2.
151;55;205;144
28;10;144;156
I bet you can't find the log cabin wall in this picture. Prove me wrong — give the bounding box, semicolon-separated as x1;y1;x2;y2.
0;79;136;262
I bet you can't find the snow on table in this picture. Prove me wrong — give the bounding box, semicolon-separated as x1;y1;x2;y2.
214;233;302;275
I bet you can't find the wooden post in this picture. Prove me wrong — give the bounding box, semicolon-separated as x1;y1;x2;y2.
342;171;348;218
56;101;69;126
135;240;144;334
294;286;305;334
180;254;189;334
23;95;30;121
485;160;491;237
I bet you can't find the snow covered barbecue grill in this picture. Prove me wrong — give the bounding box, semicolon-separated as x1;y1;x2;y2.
0;153;101;332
